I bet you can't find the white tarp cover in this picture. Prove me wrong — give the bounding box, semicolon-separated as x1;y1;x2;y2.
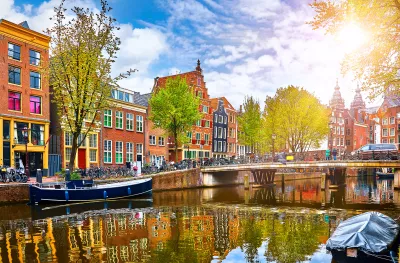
326;212;399;253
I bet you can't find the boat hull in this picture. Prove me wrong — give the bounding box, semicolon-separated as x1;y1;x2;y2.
29;178;152;204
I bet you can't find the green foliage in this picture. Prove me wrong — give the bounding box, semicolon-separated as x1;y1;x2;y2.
237;96;262;154
47;0;134;171
263;86;329;153
309;0;400;99
70;172;81;180
149;76;202;161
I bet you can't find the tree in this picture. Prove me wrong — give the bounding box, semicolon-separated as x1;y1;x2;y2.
47;0;134;171
309;0;400;98
263;86;329;153
237;96;262;155
149;76;201;161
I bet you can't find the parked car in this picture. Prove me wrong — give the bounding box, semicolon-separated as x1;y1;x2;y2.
351;143;399;160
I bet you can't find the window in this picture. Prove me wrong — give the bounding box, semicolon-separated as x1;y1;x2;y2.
202;106;208;113
126;143;133;162
214;140;217;152
218;141;222;152
390;117;395;124
390;138;395;143
125;93;133;103
224;128;227;139
30;71;41;89
104;110;112;127
390;128;395;136
14;122;28;144
158;137;165;146
149;135;156;145
29;50;41;66
196;120;201;126
214;114;218;122
8;91;21;111
205;134;209;144
126;113;133;131
218;127;223;138
214;127;217;138
30;96;41;114
3;120;10;140
196;133;201;144
341;127;344;135
65;132;73;146
383;138;388;143
187;131;192;139
89;134;97;147
223;141;226;152
224;116;227;124
115;111;123;129
198;91;203;98
136;143;143;155
116;141;123;164
383;128;388;136
77;134;86;146
65;148;72;162
205;120;210;127
346;129;351;135
346;140;350;146
218;115;223;123
8;43;20;60
197;77;201;86
340;138;344;146
104;140;112;163
89;149;97;162
383;118;388;125
31;124;44;145
136;115;143;132
8;66;21;85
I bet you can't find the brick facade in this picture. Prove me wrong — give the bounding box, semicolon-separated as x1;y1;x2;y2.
100;87;146;167
153;60;213;162
0;20;51;175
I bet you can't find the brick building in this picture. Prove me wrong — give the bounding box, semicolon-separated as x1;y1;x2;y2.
211;99;228;158
375;93;400;146
328;80;347;156
142;92;169;166
152;60;213;161
100;87;147;167
0;20;51;176
210;97;237;158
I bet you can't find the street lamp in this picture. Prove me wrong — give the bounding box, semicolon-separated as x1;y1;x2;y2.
329;121;334;155
272;133;276;162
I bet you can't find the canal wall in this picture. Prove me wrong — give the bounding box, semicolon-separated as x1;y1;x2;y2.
0;168;323;203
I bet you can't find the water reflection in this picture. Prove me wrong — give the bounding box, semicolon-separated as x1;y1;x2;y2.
0;174;399;262
0;207;340;263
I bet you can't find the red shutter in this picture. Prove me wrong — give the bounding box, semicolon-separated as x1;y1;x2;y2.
201;140;205;145
201;120;205;127
210;121;213;128
209;107;212;114
199;105;202;111
191;139;196;145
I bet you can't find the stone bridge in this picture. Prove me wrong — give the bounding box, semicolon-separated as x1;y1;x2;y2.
200;161;400;188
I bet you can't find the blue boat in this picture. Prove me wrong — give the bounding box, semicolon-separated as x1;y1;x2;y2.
29;178;152;205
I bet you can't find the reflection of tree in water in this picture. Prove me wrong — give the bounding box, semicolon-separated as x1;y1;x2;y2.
264;214;328;263
150;234;200;263
239;215;264;263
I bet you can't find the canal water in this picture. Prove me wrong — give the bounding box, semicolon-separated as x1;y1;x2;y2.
0;171;399;262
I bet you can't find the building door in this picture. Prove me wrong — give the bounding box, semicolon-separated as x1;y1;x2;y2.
78;149;86;169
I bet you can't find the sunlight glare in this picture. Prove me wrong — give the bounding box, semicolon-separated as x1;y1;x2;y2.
337;23;368;53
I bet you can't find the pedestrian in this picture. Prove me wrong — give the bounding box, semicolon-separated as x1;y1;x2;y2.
332;148;337;161
325;149;331;160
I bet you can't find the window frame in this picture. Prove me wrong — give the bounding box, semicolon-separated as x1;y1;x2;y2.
8;65;21;85
136;115;143;132
8;91;21;111
29;95;42;114
8;43;21;61
115;111;123;129
115;141;123;164
104;110;112;128
104;140;112;163
149;135;156;145
29;49;41;66
158;137;165;146
126;142;133;162
126;113;134;131
30;71;41;89
89;149;97;162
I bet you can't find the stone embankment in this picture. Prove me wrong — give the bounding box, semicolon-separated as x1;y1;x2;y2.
0;168;323;203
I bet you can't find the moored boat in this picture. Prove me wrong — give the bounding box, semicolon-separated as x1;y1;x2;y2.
327;212;399;263
29;178;152;205
376;168;394;179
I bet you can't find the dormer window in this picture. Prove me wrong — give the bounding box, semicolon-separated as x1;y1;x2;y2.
197;77;201;86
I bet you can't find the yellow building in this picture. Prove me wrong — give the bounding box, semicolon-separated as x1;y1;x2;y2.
0;19;51;175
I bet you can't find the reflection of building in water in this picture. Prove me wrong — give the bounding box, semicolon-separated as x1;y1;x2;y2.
213;209;230;257
147;212;171;250
344;176;386;204
191;213;215;261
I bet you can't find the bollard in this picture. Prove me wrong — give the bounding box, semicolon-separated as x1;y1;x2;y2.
65;169;70;181
321;173;326;191
36;169;43;184
244;174;249;189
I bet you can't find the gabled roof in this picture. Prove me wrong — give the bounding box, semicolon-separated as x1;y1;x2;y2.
19;21;30;29
134;92;151;107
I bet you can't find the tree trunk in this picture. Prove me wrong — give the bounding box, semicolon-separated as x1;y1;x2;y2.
174;131;178;162
68;133;79;172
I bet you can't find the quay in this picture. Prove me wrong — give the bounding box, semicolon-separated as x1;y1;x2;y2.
1;160;399;204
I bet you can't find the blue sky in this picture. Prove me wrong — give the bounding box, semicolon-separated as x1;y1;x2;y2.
2;0;369;108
